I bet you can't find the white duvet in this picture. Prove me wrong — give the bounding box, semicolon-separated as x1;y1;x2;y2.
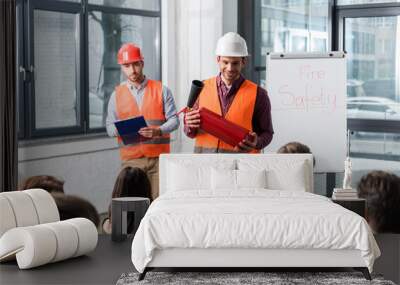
131;190;380;273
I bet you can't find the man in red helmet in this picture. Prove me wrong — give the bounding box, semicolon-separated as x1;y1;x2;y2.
106;43;179;200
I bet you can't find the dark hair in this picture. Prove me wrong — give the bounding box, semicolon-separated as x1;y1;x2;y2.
19;175;64;193
277;141;315;166
112;167;151;200
278;141;311;154
357;171;400;233
51;193;100;227
108;167;151;233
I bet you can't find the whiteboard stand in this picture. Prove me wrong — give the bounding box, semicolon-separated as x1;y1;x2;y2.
266;52;347;195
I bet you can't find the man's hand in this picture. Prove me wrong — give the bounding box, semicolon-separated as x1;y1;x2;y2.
234;132;258;152
138;127;162;138
184;109;201;129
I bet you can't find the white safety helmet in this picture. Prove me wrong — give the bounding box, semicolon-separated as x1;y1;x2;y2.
215;32;248;57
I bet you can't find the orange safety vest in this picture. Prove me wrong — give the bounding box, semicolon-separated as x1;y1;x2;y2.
194;77;260;153
115;80;170;160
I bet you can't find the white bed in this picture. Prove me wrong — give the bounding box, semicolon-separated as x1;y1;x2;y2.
131;154;380;280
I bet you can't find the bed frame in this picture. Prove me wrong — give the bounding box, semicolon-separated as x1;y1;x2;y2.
138;154;372;280
140;248;370;280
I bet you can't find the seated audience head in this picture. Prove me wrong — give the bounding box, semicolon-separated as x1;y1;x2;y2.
277;141;315;166
19;175;64;193
19;176;99;227
111;166;151;200
104;167;151;234
278;141;311;154
51;193;100;227
357;170;400;233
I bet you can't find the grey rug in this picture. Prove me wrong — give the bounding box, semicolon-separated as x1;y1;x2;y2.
116;271;396;285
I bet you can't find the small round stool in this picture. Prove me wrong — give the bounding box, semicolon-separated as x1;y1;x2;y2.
111;197;150;242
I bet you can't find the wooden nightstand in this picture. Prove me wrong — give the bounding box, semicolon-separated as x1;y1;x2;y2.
331;198;366;218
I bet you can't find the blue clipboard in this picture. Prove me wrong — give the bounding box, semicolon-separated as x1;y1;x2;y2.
114;116;150;145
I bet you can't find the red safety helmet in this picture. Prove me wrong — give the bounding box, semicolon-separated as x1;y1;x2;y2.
117;43;144;65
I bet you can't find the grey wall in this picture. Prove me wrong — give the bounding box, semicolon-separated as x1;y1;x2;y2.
18;137;120;213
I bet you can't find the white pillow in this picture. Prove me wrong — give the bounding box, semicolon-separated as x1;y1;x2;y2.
236;169;267;189
167;160;235;191
211;169;267;190
266;161;307;191
211;168;236;190
238;159;308;191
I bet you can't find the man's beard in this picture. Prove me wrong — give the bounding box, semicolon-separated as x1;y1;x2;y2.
129;74;142;82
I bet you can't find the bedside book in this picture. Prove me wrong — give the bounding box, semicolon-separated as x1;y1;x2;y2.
333;188;357;193
332;188;358;199
333;193;358;197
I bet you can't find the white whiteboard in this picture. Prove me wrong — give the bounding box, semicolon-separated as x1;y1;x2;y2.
266;52;347;172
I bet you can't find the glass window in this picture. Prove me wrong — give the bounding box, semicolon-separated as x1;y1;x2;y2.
350;131;400;159
291;35;308;52
89;0;160;11
88;12;160;128
338;0;400;5
348;97;400;120
378;59;392;78
17;0;162;139
243;0;400;165
34;10;80;129
255;0;329;67
259;70;266;89
52;0;81;2
345;16;400;121
312;37;327;52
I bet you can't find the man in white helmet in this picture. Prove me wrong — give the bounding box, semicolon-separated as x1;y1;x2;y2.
184;32;273;153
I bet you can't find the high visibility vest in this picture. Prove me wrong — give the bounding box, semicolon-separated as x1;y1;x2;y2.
115;80;170;160
194;77;260;153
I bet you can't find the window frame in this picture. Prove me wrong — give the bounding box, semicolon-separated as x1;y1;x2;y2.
85;3;162;132
239;0;336;85
238;0;400;161
334;2;400;135
26;0;85;138
17;0;162;140
16;0;25;140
